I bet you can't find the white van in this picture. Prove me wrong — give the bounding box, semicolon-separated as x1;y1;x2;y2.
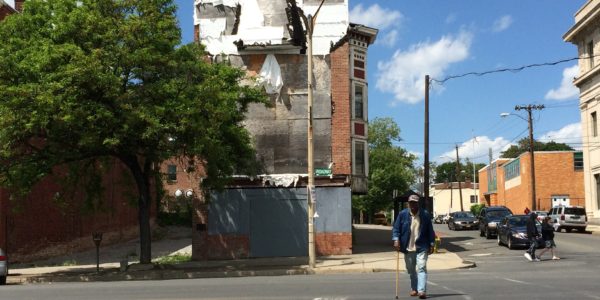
548;206;587;233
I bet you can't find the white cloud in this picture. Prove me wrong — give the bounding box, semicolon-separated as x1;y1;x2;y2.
492;15;513;32
376;31;473;104
349;4;403;30
436;136;512;164
377;29;398;47
539;123;582;150
545;65;579;101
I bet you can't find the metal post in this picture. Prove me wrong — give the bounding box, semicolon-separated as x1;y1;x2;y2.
424;75;430;207
92;232;103;273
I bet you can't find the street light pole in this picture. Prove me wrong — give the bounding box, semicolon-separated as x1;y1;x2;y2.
303;0;325;269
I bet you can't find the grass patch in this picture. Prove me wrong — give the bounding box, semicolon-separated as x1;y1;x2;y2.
154;254;191;265
61;259;77;266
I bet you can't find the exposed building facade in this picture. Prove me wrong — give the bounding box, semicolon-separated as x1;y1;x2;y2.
431;182;479;217
478;151;585;214
564;0;600;224
191;0;377;259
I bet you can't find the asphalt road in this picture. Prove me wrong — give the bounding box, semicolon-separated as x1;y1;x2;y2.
1;224;599;300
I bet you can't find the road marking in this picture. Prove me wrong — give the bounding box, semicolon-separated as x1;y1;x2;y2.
428;280;472;300
468;253;492;257
502;277;531;285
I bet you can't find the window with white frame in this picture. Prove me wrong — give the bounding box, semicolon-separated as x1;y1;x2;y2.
470;195;478;204
353;140;366;176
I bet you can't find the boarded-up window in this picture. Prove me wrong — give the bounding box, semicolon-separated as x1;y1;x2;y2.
354;141;366;176
354;84;364;120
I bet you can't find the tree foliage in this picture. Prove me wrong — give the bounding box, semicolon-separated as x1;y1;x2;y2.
434;161;486;183
353;118;416;220
501;138;574;158
0;0;266;263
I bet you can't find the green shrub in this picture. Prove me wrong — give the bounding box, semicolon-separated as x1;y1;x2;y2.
470;203;486;216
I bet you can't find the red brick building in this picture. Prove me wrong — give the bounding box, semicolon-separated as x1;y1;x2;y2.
190;0;377;259
479;151;585;214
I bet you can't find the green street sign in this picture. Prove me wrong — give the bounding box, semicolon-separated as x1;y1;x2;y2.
315;168;332;176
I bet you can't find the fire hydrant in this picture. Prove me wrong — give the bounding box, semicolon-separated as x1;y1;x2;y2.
434;235;441;253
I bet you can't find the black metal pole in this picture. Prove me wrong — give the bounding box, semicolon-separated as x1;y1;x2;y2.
424;75;430;209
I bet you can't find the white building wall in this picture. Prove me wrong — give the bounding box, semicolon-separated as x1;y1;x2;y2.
431;185;479;217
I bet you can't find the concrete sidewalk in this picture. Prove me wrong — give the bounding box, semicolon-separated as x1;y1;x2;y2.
5;224;474;284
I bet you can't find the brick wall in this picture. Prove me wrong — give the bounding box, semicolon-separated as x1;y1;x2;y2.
315;232;352;255
330;42;351;175
0;160;152;262
496;152;584;214
0;4;14;21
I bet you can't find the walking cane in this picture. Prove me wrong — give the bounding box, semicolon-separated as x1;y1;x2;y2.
395;250;399;299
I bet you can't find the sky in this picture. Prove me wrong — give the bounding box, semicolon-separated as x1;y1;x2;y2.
175;0;587;166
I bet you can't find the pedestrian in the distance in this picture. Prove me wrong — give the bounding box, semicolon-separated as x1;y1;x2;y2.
392;195;436;299
537;216;560;260
524;212;540;262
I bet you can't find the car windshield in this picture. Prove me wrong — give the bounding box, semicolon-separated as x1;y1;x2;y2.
454;212;474;218
487;210;511;218
508;217;528;227
565;208;586;215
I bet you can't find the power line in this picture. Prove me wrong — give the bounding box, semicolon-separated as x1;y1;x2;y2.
430;56;580;85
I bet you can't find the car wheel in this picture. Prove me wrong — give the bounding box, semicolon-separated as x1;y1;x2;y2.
448;223;452;230
507;236;514;249
0;276;6;285
566;228;572;233
485;227;492;239
480;228;485;237
497;234;503;246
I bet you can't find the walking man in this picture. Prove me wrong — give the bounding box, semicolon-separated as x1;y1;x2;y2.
524;212;540;262
392;195;436;299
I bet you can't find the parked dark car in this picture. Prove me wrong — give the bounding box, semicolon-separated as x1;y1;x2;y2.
0;247;7;285
478;206;513;239
447;211;478;230
497;215;542;249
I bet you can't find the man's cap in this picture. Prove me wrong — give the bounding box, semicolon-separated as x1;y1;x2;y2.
408;195;420;202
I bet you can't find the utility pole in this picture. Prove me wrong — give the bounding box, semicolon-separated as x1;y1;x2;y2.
302;0;325;269
424;75;430;208
515;104;545;211
455;145;464;212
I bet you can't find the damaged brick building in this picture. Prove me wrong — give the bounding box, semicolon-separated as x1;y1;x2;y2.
191;0;377;259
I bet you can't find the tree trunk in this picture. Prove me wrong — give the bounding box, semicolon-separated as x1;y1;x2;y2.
121;155;152;264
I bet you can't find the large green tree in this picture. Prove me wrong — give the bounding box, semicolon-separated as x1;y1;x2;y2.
0;0;266;263
354;118;416;222
501;138;574;158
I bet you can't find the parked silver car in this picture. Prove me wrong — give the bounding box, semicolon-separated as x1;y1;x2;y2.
548;206;587;232
0;247;7;285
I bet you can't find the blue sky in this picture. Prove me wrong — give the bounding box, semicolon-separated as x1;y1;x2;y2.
175;0;586;165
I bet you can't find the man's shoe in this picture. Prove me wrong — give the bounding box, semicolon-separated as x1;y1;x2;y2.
524;252;532;261
410;290;418;296
552;256;560;260
418;292;427;299
533;257;540;262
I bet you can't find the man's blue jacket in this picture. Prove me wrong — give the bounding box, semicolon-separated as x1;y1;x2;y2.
392;208;436;253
